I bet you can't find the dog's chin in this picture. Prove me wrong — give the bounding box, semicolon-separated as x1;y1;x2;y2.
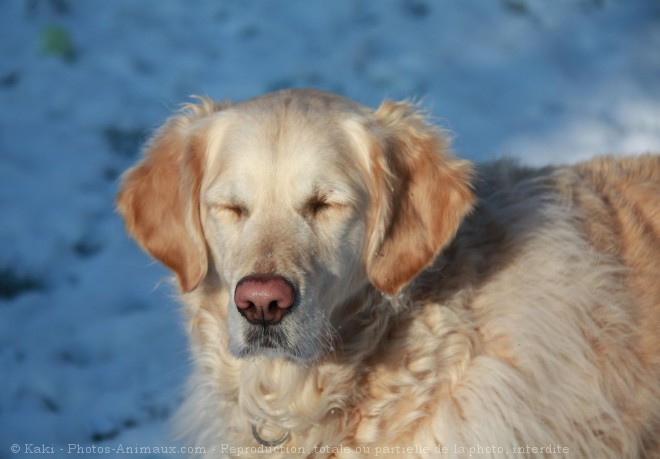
233;346;321;364
228;329;325;363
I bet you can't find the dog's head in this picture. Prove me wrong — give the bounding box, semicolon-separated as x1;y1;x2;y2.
117;90;473;361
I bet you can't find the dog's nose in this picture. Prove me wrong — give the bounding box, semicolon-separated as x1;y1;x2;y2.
234;275;295;325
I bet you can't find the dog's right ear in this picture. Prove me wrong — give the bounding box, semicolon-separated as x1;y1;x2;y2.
116;99;229;292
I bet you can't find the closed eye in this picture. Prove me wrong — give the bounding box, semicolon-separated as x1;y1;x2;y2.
303;193;351;219
213;203;248;219
306;196;332;216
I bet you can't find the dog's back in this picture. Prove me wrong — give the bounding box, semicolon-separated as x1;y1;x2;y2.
567;156;660;454
564;155;660;359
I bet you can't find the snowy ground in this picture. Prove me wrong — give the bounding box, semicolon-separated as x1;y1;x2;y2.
1;0;659;458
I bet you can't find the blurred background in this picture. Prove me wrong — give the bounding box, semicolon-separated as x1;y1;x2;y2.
1;0;659;457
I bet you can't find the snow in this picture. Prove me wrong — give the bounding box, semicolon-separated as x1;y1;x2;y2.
1;0;659;457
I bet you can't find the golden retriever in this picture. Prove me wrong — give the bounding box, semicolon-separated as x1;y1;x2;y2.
117;89;660;458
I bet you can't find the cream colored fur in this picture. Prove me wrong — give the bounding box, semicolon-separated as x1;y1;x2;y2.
117;90;660;458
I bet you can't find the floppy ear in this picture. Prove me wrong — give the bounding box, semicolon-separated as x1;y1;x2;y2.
365;101;475;296
116;100;226;292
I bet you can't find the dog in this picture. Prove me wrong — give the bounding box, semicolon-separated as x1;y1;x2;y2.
117;89;660;458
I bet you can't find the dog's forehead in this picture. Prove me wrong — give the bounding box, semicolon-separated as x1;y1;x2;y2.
205;103;364;197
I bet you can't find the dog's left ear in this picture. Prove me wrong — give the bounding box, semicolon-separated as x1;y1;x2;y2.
362;101;475;296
